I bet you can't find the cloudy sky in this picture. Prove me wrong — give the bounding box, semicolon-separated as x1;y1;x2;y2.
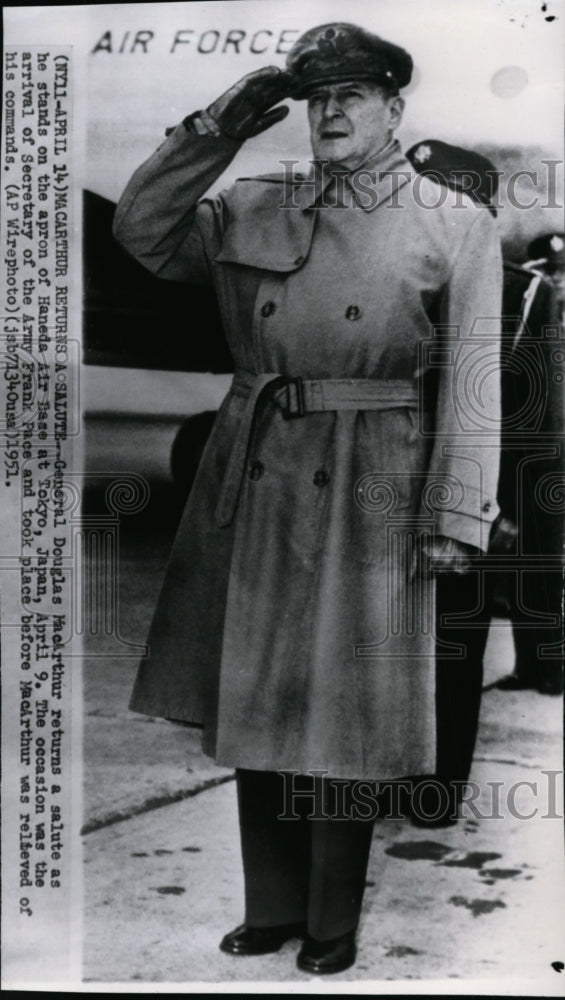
5;0;564;201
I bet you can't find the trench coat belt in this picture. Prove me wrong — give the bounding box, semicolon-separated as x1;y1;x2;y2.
214;369;419;528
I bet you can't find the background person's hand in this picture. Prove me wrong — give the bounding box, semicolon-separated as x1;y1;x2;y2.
206;67;291;139
415;534;480;578
488;514;518;555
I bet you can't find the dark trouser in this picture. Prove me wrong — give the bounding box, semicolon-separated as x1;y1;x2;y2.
236;769;375;941
435;567;564;798
435;572;492;791
512;569;564;690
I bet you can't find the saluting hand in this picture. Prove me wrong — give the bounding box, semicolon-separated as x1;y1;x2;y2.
206;67;292;140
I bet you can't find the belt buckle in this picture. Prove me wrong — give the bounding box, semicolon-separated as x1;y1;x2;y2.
283;377;306;418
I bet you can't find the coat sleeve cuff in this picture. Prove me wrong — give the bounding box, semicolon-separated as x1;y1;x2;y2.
182;109;224;136
434;506;499;551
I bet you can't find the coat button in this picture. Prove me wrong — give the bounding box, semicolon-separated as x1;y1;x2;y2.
482;501;491;512
249;460;265;481
261;301;276;318
313;469;330;487
345;305;362;320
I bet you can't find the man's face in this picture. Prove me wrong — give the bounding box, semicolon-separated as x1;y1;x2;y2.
307;80;404;170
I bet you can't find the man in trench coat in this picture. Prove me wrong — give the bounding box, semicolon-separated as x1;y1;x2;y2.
114;23;502;975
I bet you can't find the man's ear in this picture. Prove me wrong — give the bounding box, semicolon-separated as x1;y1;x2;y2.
388;95;405;130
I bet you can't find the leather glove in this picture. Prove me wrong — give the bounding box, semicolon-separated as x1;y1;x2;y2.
414;534;480;578
488;514;517;555
206;67;291;139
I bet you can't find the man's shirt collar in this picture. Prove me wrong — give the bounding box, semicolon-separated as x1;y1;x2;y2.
293;139;413;212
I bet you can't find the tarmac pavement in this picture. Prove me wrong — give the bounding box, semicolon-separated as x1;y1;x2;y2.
81;498;565;992
83;753;563;989
83;633;564;990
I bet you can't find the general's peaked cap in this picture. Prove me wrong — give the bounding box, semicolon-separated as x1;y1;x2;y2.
527;233;565;270
286;22;413;98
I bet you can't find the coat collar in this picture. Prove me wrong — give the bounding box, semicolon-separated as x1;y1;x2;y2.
214;141;414;272
293;139;413;212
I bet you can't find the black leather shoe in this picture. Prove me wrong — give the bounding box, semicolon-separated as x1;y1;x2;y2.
537;676;564;696
410;781;459;827
495;673;536;691
297;930;357;975
219;921;306;956
411;807;458;828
